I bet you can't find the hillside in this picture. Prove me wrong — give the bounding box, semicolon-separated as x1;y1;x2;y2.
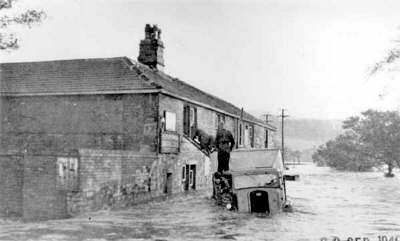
271;118;343;162
277;118;343;150
250;111;343;151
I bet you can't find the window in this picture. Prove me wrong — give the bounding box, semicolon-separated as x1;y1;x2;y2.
164;172;173;194
249;125;254;148
183;164;196;190
244;125;249;146
239;123;243;146
183;104;197;137
189;164;196;190
190;108;195;127
164;111;176;131
265;129;269;148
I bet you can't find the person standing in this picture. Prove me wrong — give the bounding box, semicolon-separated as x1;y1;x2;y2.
215;121;235;173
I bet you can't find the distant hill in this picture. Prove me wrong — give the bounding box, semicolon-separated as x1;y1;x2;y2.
249;111;343;151
263;116;343;162
277;118;343;151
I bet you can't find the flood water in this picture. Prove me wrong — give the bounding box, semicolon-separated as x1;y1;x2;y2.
1;163;400;241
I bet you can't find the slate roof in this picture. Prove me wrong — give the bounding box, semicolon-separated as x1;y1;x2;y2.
134;63;272;128
0;57;274;129
0;57;156;95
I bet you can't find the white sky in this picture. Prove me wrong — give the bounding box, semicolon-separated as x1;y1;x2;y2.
2;0;400;119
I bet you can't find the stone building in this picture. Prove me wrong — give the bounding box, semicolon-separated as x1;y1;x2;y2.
0;24;276;220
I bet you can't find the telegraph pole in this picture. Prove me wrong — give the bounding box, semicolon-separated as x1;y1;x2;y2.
279;108;289;202
279;109;289;165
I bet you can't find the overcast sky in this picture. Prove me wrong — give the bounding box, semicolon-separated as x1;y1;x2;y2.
2;0;400;119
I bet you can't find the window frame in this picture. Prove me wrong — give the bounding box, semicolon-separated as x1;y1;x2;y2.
217;114;225;125
238;122;243;147
183;104;197;137
249;124;254;148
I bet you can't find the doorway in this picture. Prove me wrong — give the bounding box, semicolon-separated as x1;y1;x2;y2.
183;164;196;191
164;172;173;194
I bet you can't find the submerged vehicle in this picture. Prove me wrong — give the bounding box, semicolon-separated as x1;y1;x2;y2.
213;148;296;215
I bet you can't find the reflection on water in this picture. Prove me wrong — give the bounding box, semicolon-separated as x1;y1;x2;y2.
1;163;400;241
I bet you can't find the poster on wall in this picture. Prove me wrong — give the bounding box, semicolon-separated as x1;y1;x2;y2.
160;132;180;153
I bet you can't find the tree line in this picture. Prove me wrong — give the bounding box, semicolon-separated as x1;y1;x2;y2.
312;110;400;177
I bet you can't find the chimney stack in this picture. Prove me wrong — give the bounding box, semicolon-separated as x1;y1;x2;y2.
138;24;164;70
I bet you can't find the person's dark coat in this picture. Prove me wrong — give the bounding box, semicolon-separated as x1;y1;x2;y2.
215;129;235;152
192;128;215;154
215;128;235;172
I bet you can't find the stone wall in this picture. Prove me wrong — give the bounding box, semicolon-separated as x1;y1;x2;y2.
67;149;159;215
23;154;68;221
0;93;158;153
67;145;216;215
0;152;72;221
0;152;23;217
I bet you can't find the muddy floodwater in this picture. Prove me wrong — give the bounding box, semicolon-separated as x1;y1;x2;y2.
1;163;400;241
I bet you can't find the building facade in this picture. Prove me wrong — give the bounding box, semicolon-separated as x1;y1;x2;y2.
0;24;276;220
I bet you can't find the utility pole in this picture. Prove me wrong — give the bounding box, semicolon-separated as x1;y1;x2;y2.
279;108;289;203
279;109;289;165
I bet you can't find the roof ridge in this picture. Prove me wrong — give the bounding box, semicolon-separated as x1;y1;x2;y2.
124;58;163;89
0;56;127;65
138;64;243;111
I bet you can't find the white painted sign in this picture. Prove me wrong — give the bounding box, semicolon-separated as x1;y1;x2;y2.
165;111;176;131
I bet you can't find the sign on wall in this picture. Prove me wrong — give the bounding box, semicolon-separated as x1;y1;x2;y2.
56;157;79;191
160;132;180;153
